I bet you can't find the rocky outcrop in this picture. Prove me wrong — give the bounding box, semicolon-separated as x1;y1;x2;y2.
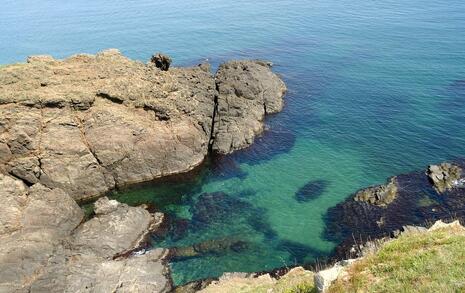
211;60;287;154
0;174;171;293
354;176;398;206
0;50;286;292
427;163;463;193
324;160;465;263
0;50;285;201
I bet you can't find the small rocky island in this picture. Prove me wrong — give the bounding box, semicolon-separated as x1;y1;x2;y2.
0;49;286;292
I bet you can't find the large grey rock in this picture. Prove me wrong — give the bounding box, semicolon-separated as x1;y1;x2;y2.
0;50;215;200
72;198;159;258
211;60;287;154
354;176;398;206
0;175;171;293
427;163;462;193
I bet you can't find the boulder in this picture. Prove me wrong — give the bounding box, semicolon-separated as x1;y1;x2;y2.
354;177;398;206
0;176;171;293
427;163;462;193
211;60;287;154
72;197;161;258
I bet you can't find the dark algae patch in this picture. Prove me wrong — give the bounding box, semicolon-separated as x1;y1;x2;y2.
324;160;465;260
295;180;329;202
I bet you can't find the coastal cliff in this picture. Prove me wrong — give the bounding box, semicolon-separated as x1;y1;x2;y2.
0;50;286;292
0;49;286;201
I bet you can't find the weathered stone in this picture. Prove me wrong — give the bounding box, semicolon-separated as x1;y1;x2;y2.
72;199;153;258
354;176;398;206
0;50;286;200
0;175;171;292
427;163;462;193
8;156;41;185
211;60;287;154
94;196;120;215
0;49;288;292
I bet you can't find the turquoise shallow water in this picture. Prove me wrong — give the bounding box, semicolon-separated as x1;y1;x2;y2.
2;0;465;285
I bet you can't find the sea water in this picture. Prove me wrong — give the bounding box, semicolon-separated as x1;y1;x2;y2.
2;0;465;285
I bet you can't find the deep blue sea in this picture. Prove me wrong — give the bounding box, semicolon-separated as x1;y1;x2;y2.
2;0;465;285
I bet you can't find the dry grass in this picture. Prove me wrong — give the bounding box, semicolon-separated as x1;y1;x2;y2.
328;224;465;293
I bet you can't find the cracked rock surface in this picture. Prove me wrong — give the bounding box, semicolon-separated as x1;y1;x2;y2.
0;174;171;293
0;50;286;200
212;60;287;154
0;50;286;292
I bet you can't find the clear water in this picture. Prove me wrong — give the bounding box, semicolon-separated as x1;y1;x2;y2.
2;0;465;285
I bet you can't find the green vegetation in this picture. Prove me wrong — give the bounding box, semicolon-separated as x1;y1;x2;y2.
197;267;315;293
283;282;316;293
328;224;465;293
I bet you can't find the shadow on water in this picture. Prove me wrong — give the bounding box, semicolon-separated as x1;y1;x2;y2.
228;127;297;166
323;159;465;260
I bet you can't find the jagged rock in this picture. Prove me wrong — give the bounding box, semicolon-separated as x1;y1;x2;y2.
150;53;172;71
72;199;155;258
0;175;171;293
94;196;120;215
0;50;285;200
427;163;463;193
211;60;287;154
354;177;398;206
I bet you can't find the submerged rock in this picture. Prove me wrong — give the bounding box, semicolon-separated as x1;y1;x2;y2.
354;177;398;207
295;180;328;202
170;238;249;260
324;160;465;261
427;162;463;193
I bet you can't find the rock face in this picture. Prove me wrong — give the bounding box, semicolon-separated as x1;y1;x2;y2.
427;163;463;193
211;60;287;154
0;50;286;292
354;177;398;206
0;50;286;201
0;174;171;293
325;160;465;263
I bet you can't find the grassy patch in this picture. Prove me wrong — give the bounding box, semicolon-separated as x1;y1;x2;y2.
328;225;465;293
